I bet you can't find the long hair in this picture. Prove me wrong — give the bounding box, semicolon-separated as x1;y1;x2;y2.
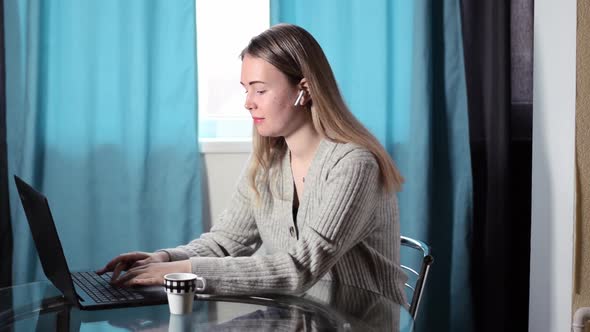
240;23;403;198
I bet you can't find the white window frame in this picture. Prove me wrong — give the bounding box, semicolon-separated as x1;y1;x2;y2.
195;0;269;153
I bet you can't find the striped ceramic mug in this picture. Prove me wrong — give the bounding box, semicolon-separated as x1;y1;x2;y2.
164;273;206;314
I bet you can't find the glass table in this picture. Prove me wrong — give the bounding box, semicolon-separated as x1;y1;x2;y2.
0;280;413;331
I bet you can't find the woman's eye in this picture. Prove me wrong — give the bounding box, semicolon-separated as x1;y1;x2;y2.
256;90;266;95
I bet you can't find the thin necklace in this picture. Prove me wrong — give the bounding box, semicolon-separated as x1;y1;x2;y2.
290;151;307;183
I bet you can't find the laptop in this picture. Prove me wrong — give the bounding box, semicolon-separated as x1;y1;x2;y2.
14;175;168;310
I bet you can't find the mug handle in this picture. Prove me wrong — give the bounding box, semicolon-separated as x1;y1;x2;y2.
195;276;206;292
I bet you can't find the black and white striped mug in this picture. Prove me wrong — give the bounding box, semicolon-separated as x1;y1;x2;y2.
164;273;206;314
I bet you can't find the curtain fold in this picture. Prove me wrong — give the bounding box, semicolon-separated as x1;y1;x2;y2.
271;1;473;331
460;0;533;330
4;0;201;284
0;0;13;288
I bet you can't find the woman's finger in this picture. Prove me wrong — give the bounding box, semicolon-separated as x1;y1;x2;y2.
126;264;148;275
114;263;150;285
110;261;129;283
130;259;148;269
112;269;138;285
126;277;160;287
97;252;141;274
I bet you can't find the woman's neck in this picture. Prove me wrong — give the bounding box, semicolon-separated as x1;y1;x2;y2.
285;121;322;163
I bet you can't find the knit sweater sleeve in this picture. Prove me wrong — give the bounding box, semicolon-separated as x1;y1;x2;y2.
159;170;261;260
190;150;381;296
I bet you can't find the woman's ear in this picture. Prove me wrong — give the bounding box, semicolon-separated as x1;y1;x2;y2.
297;78;311;106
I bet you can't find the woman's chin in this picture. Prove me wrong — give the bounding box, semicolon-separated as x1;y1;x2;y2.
255;129;282;138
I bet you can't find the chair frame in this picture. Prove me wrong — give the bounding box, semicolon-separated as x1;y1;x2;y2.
400;236;434;320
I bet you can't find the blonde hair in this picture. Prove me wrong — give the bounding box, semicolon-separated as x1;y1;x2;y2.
241;23;403;198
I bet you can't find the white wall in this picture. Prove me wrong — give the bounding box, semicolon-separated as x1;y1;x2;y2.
200;142;251;229
529;0;577;331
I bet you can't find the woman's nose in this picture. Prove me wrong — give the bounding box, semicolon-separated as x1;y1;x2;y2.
244;95;254;110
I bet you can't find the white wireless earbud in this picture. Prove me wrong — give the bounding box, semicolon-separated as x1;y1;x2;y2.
294;90;305;106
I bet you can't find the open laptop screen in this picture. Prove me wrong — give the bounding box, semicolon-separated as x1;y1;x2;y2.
14;175;78;305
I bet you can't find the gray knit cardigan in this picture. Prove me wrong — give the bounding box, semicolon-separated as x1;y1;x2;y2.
161;139;408;305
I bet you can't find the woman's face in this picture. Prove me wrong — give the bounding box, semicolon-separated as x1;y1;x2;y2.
240;54;308;138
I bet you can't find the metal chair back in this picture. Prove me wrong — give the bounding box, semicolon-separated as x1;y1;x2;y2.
400;235;434;320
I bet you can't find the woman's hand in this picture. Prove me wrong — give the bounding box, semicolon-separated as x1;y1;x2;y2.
110;260;192;287
96;251;170;282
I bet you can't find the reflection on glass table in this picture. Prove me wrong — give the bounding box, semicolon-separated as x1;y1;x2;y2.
0;280;414;331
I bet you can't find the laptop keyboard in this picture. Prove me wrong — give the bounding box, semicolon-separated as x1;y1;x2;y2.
72;271;145;303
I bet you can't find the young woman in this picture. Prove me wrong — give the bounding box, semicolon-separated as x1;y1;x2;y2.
98;23;407;305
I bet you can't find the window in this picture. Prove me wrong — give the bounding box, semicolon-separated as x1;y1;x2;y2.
196;0;270;141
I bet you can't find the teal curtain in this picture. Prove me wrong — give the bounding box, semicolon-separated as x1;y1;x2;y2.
5;0;202;284
271;0;473;331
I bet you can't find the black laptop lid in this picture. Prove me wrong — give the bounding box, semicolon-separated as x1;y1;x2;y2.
14;175;78;305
